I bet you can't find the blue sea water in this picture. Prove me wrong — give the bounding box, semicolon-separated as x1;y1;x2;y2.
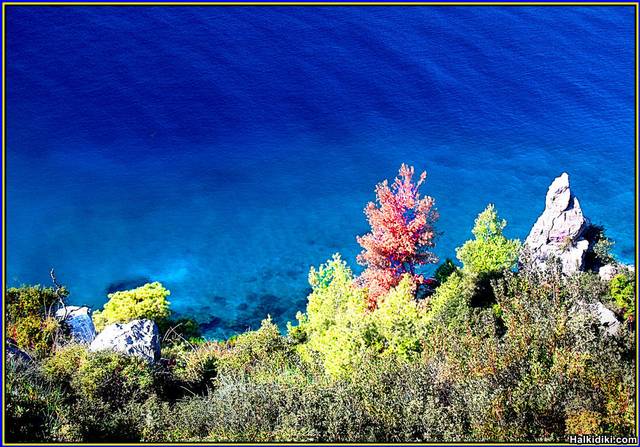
5;6;636;338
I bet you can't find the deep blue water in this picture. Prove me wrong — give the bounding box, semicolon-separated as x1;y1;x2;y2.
6;6;636;338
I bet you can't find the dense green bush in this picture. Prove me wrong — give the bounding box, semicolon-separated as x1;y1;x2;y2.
169;343;218;386
93;282;171;331
583;224;616;267
41;344;88;387
456;204;520;275
470;261;635;439
433;258;458;284
220;317;309;386
72;351;155;406
610;271;635;320
293;255;433;378
5;361;65;442
292;254;369;378
41;349;158;442
7;285;66;358
133;356;468;443
424;270;474;330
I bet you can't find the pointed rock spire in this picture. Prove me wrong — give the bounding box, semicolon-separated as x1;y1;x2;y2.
524;173;592;274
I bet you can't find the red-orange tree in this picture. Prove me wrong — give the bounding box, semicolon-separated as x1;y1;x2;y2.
357;164;439;308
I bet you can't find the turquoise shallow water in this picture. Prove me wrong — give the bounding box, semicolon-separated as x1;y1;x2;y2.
5;6;635;338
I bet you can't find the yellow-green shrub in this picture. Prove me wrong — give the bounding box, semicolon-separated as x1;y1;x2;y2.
292;254;370;378
456;204;520;275
424;270;474;329
217;317;304;385
172;343;219;388
42;344;88;385
293;255;432;378
610;272;635;320
93;282;170;331
72;351;155;406
370;275;427;360
565;409;602;435
7;286;65;358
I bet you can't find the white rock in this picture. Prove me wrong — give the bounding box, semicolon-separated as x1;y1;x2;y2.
90;319;160;362
524;173;591;274
572;301;621;336
56;306;96;343
588;302;621;336
560;239;590;275
545;172;572;211
598;264;620;281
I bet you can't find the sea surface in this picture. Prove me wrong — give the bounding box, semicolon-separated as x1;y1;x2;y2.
5;6;636;338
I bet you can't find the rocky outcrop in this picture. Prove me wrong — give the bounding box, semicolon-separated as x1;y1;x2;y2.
524;173;594;274
589;301;621;336
572;301;621;336
90;319;160;362
599;263;635;281
598;263;620;281
56;305;96;343
525;174;626;336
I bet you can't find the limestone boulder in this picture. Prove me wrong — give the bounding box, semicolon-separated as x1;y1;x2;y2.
56;305;96;343
587;302;621;336
90;319;160;362
598;263;621;281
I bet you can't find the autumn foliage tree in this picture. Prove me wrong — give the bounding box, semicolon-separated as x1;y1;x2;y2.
357;164;439;308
